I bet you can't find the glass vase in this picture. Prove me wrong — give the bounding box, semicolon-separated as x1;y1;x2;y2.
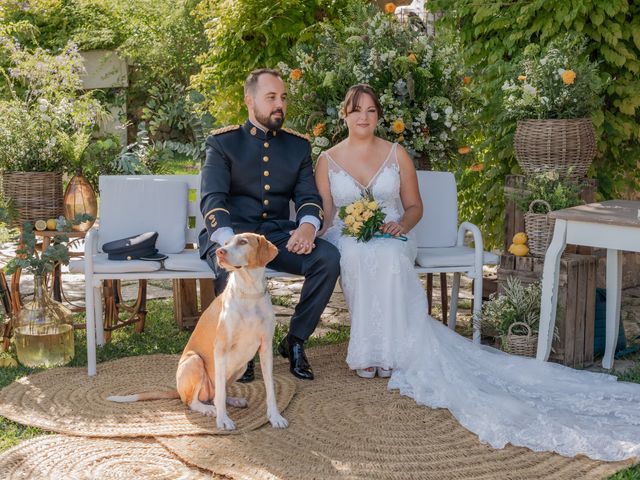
14;275;74;368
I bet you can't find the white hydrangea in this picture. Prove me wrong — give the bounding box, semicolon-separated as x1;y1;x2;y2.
314;136;330;147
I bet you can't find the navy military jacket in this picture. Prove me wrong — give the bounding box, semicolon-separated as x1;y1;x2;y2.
199;120;324;257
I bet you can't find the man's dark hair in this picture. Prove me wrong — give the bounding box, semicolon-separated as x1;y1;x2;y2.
244;68;283;96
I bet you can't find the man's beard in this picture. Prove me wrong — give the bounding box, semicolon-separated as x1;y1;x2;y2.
255;108;285;131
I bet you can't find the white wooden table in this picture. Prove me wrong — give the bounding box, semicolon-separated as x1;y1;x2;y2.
537;200;640;369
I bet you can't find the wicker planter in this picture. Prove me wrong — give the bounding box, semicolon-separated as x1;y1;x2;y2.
505;321;538;357
1;171;64;226
524;200;555;257
514;118;597;180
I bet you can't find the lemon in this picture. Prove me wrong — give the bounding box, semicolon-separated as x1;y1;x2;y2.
34;219;47;231
46;218;57;230
512;232;528;245
509;243;529;257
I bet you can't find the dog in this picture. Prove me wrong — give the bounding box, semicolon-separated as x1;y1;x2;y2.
107;233;288;431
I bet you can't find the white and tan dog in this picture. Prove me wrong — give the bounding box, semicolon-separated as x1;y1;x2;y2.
107;233;288;431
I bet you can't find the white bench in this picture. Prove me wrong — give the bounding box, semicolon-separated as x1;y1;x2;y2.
71;173;498;376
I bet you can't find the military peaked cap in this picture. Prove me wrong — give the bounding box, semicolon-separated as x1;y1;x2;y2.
102;232;168;261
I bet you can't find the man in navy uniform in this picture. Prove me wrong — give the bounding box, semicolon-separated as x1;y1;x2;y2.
199;68;341;381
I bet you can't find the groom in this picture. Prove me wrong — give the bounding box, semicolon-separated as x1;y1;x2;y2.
199;68;341;381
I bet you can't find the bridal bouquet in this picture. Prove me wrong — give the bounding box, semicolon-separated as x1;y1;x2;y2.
339;192;385;242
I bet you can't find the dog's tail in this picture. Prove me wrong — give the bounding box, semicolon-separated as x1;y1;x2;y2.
106;390;180;403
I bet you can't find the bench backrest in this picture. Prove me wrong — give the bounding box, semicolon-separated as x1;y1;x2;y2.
98;175;201;251
413;171;458;248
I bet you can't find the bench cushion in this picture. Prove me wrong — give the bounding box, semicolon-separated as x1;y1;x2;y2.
69;255;163;274
98;177;188;254
416;247;499;268
164;251;210;273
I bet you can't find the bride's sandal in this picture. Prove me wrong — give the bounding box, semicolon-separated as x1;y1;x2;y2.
356;367;376;379
377;367;392;378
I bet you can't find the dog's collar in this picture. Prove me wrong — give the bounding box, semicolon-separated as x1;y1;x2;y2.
237;290;269;300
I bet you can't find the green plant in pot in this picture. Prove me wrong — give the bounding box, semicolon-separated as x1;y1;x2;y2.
4;214;93;368
478;277;544;357
510;170;586;256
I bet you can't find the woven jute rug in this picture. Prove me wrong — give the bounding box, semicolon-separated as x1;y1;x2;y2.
0;435;218;479
0;353;296;437
158;344;629;480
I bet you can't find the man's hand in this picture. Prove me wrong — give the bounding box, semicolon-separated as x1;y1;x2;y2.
286;223;316;255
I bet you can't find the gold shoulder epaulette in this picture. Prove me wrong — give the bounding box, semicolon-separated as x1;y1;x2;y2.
210;125;240;136
281;127;310;142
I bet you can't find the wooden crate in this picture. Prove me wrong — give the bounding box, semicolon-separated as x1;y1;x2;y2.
503;174;597;253
497;253;597;368
172;278;216;329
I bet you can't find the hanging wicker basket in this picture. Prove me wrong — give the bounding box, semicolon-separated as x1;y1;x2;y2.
514;118;597;180
1;171;64;227
505;321;538;357
524;199;555;257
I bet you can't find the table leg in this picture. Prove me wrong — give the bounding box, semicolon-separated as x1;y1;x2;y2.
536;219;568;362
602;249;623;369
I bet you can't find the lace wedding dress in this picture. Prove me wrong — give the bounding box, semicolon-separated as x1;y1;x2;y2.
321;144;640;462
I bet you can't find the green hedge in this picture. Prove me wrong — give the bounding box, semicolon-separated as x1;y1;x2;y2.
431;0;640;248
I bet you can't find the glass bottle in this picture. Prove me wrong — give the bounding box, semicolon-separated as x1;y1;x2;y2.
14;275;74;368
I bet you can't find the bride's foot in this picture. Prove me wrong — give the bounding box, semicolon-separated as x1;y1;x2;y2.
377;367;392;378
356;367;376;379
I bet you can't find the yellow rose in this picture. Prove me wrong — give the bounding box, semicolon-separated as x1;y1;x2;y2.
407;53;417;63
367;201;378;210
344;215;355;225
353;221;363;233
362;210;373;221
384;2;396;14
561;69;576;85
517;75;527;81
290;68;302;81
353;213;363;222
345;204;354;214
352;201;364;213
391;118;405;134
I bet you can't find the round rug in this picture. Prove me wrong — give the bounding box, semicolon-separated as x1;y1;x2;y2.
0;435;217;479
158;344;628;480
0;354;296;437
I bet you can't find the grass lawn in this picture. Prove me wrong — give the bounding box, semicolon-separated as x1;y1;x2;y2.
0;298;638;479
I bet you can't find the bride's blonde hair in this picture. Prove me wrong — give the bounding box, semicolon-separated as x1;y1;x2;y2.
341;84;383;119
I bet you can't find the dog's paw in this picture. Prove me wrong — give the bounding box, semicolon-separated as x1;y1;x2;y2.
268;412;289;429
226;396;248;408
191;403;216;417
216;415;236;431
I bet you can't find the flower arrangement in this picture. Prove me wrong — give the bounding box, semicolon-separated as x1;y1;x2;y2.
339;192;385;242
0;39;106;172
501;34;605;120
280;4;465;165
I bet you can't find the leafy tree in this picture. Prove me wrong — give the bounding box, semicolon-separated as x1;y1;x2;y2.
191;0;368;124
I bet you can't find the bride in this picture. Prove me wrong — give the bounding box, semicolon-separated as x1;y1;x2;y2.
315;83;640;462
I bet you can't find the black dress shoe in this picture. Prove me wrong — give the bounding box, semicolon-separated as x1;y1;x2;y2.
237;359;255;383
278;336;314;380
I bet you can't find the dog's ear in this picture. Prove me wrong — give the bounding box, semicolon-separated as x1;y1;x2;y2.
257;235;278;267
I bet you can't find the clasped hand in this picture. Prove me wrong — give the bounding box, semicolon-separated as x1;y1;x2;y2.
287;223;316;255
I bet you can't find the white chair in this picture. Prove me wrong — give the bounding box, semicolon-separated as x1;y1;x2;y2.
413;171;499;343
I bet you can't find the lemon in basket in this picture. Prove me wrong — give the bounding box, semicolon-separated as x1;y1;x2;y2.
512;232;528;245
34;220;47;231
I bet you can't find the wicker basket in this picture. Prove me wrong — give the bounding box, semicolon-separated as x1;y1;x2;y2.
524;199;555;257
1;171;64;226
514;118;597;180
505;321;538;357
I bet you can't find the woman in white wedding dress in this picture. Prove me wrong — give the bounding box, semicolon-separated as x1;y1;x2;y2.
315;84;640;462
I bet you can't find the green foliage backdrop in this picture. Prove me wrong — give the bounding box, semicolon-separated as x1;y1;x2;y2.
431;0;640;248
